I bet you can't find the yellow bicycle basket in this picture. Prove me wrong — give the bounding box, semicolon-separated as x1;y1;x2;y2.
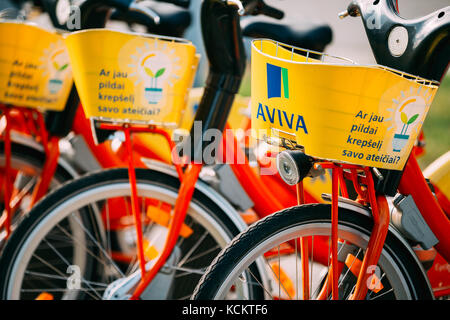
251;39;439;170
0;21;73;111
64;29;198;127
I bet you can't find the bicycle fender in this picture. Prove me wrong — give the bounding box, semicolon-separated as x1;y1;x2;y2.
9;130;79;180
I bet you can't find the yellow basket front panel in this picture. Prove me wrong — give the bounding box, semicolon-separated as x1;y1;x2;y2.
251;40;439;170
0;22;73;111
64;29;197;126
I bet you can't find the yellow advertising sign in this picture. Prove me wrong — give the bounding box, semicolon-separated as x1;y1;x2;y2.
251;39;439;170
0;22;73;111
64;29;198;126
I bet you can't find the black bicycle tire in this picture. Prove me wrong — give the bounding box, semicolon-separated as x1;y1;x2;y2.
0;167;249;299
192;203;433;300
0;141;76;243
0;141;75;183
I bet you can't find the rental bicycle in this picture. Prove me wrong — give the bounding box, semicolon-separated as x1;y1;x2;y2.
0;0;332;300
0;0;196;247
0;0;332;253
192;0;450;300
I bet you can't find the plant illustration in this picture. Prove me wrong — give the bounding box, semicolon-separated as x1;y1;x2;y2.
53;61;69;74
48;60;68;94
144;66;165;88
400;112;419;135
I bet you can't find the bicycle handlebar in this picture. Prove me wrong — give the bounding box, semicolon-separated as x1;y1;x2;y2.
40;0;191;30
154;0;190;9
259;3;284;19
341;0;450;81
228;0;284;19
128;1;160;25
87;0;190;11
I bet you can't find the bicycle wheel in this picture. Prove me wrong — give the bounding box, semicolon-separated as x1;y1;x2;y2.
0;167;254;300
192;204;434;300
0;141;75;249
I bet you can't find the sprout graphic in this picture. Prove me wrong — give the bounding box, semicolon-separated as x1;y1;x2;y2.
48;57;69;94
144;66;165;104
144;67;165;88
388;88;430;155
392;100;422;153
53;61;69;73
399;112;419;135
130;46;180;105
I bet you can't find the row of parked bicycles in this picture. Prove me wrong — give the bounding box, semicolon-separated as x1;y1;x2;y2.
0;0;448;300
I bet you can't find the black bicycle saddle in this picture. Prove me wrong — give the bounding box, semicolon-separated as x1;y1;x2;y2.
242;17;333;52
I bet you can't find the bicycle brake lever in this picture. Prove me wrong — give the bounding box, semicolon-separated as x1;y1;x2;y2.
227;0;245;15
339;1;360;19
338;10;349;19
129;1;161;25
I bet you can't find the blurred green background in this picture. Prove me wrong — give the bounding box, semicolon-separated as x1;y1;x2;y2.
418;75;450;169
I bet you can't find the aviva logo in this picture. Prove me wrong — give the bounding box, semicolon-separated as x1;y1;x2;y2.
257;63;308;134
267;63;289;99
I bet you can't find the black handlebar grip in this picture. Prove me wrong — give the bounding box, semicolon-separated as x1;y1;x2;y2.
260;5;284;19
155;0;190;9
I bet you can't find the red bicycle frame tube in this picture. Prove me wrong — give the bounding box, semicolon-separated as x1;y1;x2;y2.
399;154;450;263
97;122;191;299
297;182;311;300
0;106;61;237
331;167;339;300
123;126;147;276
131;163;202;299
28;135;60;209
1;107;12;237
221;124;318;217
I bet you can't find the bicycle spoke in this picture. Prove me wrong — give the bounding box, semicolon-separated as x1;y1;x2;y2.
125;197;154;277
10;175;36;209
41;239;104;299
310;235;314;299
27;254;101;300
264;251;293;300
175;244;220;267
295;237;298;300
71;213;125;278
166;265;205;275
177;230;209;268
105;198;112;284
246;266;273;300
338;247;362;288
19;287;107;293
278;245;281;299
24;270;108;287
370;287;394;300
54;221;123;278
367;272;387;299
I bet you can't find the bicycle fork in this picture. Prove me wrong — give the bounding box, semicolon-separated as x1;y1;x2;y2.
292;159;390;300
